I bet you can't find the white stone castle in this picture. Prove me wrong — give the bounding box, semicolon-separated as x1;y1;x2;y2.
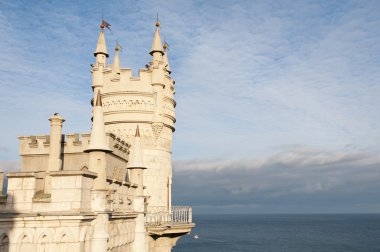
0;20;194;252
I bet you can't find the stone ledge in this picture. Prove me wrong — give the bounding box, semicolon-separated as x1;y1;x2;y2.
6;172;35;178
146;223;195;236
0;211;98;221
110;211;138;219
50;170;97;178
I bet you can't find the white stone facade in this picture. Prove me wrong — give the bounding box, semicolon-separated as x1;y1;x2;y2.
0;20;194;252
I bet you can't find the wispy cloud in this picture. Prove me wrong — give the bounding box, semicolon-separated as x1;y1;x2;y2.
0;1;379;160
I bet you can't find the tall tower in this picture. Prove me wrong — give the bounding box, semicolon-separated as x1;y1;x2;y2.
0;19;192;252
91;19;176;210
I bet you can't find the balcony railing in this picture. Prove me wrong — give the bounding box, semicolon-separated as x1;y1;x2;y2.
145;206;192;226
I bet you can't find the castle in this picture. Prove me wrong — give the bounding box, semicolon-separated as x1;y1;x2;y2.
0;20;194;252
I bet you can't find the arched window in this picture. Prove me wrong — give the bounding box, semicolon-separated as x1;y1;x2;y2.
19;234;32;252
0;234;9;252
57;234;69;252
38;234;49;252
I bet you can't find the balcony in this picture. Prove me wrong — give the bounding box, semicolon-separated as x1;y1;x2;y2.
145;206;193;226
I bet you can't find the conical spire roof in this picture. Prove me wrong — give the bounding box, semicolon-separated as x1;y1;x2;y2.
112;44;121;75
163;41;171;73
84;91;112;153
150;20;164;55
127;125;146;169
94;24;109;57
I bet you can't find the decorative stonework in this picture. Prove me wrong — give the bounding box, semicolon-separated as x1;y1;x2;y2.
104;99;154;112
151;123;163;142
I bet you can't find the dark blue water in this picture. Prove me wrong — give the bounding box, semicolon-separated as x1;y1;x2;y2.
173;214;380;252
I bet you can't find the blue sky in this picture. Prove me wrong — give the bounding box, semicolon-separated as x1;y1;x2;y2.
0;0;380;213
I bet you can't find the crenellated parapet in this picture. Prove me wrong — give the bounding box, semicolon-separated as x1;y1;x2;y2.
18;133;130;173
18;134;89;156
18;133;128;157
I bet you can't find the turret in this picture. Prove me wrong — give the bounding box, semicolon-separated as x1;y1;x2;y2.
128;125;147;252
112;43;121;79
92;21;109;100
127;125;147;196
85;91;111;194
150;18;165;122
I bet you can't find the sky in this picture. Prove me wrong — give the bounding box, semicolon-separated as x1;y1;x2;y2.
0;0;380;214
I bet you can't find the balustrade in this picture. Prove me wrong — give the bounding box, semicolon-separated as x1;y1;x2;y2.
145;206;192;226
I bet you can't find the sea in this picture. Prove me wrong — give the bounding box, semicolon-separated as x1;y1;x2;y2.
173;214;380;252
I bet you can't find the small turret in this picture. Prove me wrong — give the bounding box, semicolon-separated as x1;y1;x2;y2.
112;43;121;78
150;16;166;99
92;21;110;91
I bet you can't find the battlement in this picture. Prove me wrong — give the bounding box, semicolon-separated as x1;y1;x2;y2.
19;132;129;157
19;132;130;173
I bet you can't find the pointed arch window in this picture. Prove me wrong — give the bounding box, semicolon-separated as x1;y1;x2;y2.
0;234;9;252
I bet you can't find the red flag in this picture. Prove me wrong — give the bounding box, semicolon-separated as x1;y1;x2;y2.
102;19;111;30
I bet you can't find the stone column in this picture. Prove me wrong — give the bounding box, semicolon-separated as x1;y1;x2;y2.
48;113;65;171
88;151;108;212
128;167;146;252
91;213;109;252
45;113;65;194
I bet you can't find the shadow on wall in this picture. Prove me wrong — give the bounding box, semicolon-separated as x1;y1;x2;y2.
0;171;89;252
0;172;53;252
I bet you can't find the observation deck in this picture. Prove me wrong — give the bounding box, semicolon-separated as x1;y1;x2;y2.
145;206;195;236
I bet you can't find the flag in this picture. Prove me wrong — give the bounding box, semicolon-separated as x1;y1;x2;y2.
102;19;111;30
116;41;123;51
164;40;169;50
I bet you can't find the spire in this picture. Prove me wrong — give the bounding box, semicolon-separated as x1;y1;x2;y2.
135;125;140;137
163;40;171;73
84;91;112;153
112;43;121;76
149;15;164;55
95;90;103;106
94;21;109;57
127;125;146;169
